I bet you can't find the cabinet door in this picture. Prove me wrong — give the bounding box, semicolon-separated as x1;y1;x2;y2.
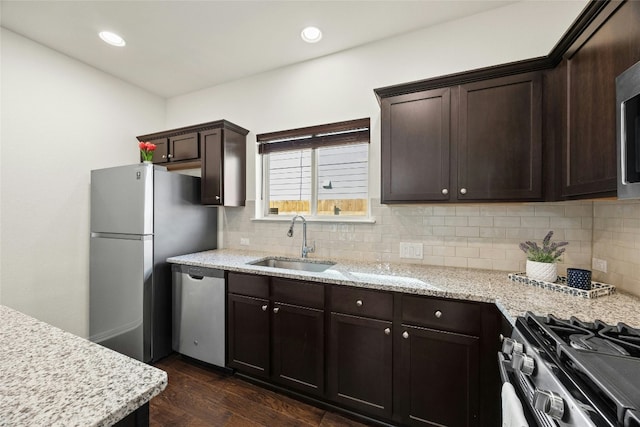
399;325;480;427
227;293;270;378
272;302;324;396
328;313;392;419
458;73;542;201
381;88;451;202
201;129;223;205
563;1;640;198
147;138;168;164
169;132;199;162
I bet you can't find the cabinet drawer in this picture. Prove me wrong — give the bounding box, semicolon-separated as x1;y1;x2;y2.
330;286;393;320
272;278;324;309
402;295;481;336
227;272;269;298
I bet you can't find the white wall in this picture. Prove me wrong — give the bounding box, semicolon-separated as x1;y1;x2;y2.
0;29;165;336
166;1;587;201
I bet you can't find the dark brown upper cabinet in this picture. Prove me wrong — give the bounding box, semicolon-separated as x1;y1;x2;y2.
560;0;640;199
139;133;199;164
137;120;249;206
381;88;451;202
375;0;640;202
458;73;542;201
380;73;542;203
200;125;248;207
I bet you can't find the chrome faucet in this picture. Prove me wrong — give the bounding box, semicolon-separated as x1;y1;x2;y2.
287;215;315;258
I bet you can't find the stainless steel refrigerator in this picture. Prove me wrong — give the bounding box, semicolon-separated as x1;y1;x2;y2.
89;163;217;362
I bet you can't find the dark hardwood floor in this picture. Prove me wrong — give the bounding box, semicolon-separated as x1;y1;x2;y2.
150;354;373;426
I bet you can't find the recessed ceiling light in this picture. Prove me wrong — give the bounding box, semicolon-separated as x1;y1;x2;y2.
301;26;322;43
99;31;126;47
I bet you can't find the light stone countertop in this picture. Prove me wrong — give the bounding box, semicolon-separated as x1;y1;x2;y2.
0;305;167;427
168;249;640;328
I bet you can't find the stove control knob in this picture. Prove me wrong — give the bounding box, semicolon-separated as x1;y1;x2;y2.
512;353;535;376
501;337;524;355
533;389;564;420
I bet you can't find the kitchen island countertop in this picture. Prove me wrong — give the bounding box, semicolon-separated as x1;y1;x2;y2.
0;305;167;427
168;249;640;328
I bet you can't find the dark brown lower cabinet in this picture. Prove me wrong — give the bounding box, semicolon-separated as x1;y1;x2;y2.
399;324;480;427
272;302;324;396
227;273;498;426
328;312;393;419
227;293;270;378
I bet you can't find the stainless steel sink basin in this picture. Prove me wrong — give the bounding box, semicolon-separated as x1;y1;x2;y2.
248;257;335;272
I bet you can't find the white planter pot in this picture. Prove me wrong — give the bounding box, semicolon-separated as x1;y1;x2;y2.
526;260;558;283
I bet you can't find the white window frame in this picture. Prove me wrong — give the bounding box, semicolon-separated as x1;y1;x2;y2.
254;119;373;223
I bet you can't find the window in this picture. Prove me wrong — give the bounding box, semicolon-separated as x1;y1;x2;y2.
258;118;370;218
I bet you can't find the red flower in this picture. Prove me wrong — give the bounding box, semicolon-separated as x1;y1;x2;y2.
139;141;157;161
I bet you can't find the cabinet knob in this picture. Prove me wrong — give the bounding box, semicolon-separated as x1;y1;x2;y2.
441;188;449;195
273;307;280;314
384;328;391;335
261;304;268;311
460;188;467;195
167;154;173;159
215;195;221;200
402;331;409;339
434;310;442;318
162;155;167;159
194;340;198;346
356;299;363;307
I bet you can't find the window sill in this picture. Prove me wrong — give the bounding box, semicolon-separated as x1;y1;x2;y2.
250;216;376;224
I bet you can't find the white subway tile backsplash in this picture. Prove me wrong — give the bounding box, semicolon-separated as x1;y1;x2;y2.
455;206;480;217
534;205;565;217
505;205;535;216
221;200;640;297
494;216;521;227
469;216;494;227
521;216;551;228
456;247;480;258
445;216;468;227
456;226;479;237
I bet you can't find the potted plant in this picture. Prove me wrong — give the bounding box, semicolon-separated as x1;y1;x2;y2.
519;231;568;282
139;141;157;163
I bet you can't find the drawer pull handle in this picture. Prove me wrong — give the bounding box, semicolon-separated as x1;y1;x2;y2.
402;331;409;339
356;299;363;307
261;305;268;311
384;328;391;335
273;307;280;314
435;310;442;318
460;188;467;195
442;188;448;195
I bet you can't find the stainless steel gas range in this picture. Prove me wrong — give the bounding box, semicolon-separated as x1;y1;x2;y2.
499;312;640;427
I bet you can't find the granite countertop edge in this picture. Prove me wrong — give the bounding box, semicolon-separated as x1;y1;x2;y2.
168;249;640;328
0;305;168;427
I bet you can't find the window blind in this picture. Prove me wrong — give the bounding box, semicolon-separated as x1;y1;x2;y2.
257;117;370;154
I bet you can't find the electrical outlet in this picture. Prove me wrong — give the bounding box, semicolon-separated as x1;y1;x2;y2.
240;238;250;246
400;242;423;259
592;257;607;273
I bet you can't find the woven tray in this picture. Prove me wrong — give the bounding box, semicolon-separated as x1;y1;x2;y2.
507;272;615;299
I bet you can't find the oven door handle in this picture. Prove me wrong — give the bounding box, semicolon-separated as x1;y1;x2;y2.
498;352;514;384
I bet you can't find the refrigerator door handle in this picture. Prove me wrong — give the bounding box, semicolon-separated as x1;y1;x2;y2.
91;232;152;240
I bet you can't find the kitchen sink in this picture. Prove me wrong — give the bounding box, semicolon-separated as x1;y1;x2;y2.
248;257;336;273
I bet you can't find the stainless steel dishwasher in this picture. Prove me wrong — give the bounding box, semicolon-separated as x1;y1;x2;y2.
172;264;225;367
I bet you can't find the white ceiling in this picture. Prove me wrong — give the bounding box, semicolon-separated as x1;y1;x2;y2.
0;0;519;98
